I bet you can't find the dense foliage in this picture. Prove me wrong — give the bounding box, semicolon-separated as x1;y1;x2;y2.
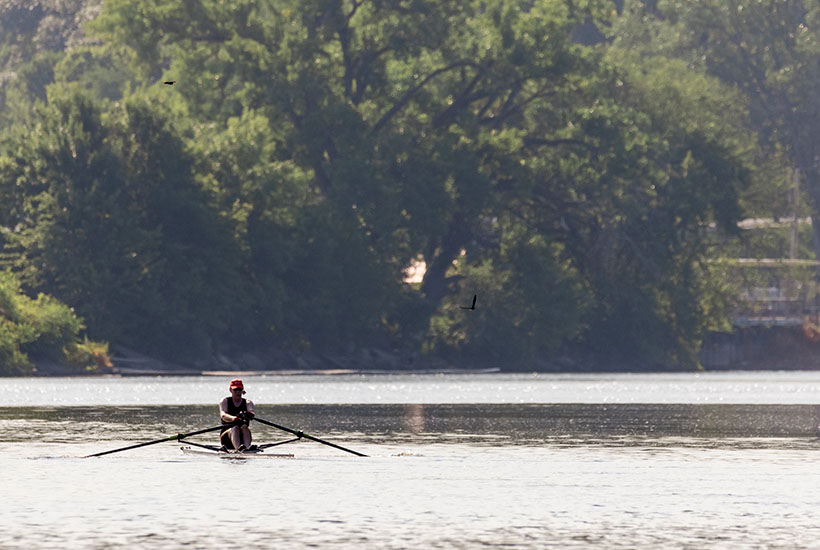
611;0;818;253
2;0;804;373
0;270;108;374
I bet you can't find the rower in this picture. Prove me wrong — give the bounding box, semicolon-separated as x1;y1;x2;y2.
219;379;255;451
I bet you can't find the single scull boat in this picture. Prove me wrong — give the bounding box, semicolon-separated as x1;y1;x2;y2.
179;444;294;459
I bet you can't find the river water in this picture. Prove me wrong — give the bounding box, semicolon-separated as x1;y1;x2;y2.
2;371;820;549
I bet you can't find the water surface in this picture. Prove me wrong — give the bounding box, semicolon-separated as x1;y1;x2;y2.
4;370;820;405
2;373;820;549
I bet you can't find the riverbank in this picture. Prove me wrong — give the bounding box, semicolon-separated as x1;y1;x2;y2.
31;345;496;376
699;325;820;371
31;344;611;376
27;324;820;376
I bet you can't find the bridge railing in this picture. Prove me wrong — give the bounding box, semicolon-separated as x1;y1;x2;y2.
712;259;820;327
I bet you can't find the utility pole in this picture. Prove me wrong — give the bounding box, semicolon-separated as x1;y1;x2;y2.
790;167;799;260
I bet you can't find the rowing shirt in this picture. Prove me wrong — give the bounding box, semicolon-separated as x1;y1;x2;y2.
219;397;254;427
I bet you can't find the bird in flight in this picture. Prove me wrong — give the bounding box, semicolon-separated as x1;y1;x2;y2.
163;80;176;85
460;294;477;311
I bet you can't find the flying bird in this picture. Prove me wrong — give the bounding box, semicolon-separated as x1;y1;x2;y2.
460;294;477;311
163;80;176;85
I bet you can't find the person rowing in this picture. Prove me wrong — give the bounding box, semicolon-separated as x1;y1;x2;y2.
219;378;255;452
86;376;367;458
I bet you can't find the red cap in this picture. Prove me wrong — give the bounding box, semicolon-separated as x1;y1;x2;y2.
229;378;244;390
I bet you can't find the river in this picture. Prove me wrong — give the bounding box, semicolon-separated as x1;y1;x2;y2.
1;371;819;549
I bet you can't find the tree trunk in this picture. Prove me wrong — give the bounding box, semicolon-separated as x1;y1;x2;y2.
420;215;469;305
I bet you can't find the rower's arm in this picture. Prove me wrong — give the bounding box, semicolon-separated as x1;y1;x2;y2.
219;398;237;423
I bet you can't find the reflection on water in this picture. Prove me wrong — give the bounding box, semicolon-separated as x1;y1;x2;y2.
403;403;425;434
4;403;820;448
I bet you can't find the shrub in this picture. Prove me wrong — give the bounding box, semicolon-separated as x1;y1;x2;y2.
0;271;108;375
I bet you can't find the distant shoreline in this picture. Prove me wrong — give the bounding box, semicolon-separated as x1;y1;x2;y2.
25;324;820;377
29;351;820;377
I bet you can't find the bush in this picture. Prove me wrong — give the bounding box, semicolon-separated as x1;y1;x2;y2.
17;292;84;360
64;336;113;371
0;271;108;375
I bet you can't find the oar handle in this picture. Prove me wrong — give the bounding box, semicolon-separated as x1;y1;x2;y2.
255;417;367;457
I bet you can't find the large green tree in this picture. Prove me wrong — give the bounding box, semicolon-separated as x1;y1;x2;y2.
613;0;820;256
90;0;618;350
0;0;761;368
0;85;245;358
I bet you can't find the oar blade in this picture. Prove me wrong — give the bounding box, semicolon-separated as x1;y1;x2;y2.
254;417;367;457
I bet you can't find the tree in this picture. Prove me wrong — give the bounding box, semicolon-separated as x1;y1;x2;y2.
613;0;820;257
0;84;245;358
580;53;755;364
82;0;757;367
88;0;617;352
0;270;105;375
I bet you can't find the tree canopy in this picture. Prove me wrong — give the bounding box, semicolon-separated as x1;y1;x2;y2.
0;0;777;372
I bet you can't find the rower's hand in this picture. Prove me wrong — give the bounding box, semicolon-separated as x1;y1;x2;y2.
244;411;255;420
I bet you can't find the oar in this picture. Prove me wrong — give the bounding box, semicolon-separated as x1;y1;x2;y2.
254;417;367;457
84;425;226;458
